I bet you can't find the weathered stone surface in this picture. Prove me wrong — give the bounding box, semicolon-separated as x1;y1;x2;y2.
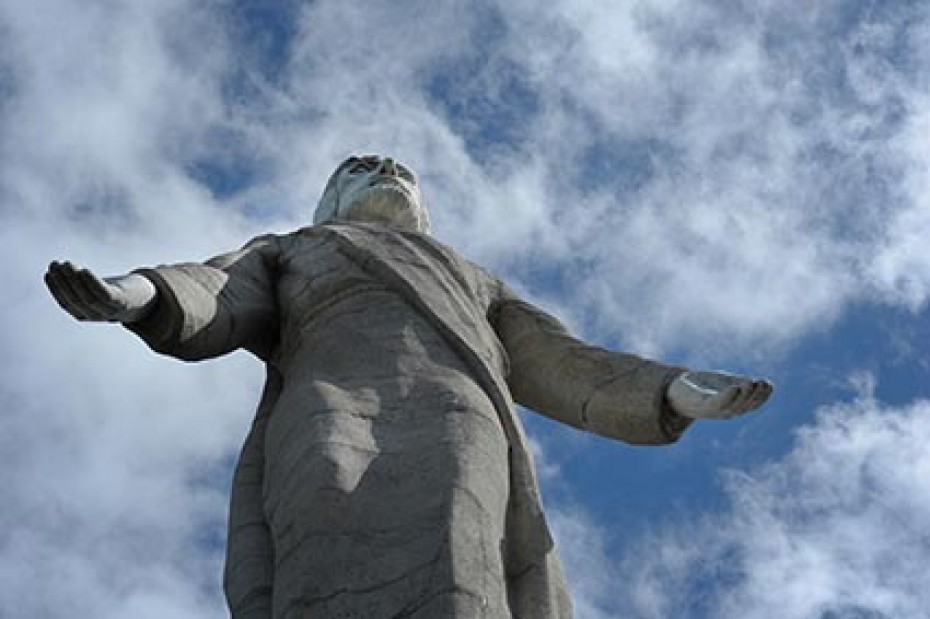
44;155;773;618
123;222;692;617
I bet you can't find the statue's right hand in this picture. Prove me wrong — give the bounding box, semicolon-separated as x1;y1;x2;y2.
45;261;157;323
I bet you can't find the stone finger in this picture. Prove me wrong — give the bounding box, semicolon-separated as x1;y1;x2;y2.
732;382;759;414
60;260;86;277
67;270;116;320
45;268;76;310
49;262;114;320
747;380;774;411
714;384;743;417
48;260;76;283
737;380;769;414
45;268;94;320
734;382;764;416
76;269;120;310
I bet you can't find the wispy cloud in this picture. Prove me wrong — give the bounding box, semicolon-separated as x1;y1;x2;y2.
1;1;927;617
551;377;930;618
6;0;927;352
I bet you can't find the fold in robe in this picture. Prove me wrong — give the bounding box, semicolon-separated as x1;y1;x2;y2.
128;222;692;618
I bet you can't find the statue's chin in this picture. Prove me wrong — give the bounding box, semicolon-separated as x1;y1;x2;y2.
340;186;423;231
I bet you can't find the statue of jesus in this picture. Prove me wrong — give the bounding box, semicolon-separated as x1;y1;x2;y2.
45;155;772;618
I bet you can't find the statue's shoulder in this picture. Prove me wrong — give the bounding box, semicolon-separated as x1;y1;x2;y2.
293;222;446;250
290;224;319;238
290;222;371;239
285;223;496;280
276;225;335;247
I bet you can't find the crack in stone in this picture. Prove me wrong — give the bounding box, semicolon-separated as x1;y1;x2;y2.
388;585;488;618
279;537;448;616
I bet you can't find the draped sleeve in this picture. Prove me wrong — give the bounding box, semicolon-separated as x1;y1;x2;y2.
125;234;280;362
490;283;693;445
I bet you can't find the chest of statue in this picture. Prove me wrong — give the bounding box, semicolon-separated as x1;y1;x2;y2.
270;234;490;400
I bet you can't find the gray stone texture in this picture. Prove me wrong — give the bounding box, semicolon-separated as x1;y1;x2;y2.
124;222;692;618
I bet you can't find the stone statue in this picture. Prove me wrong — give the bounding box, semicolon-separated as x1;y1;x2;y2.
45;155;772;618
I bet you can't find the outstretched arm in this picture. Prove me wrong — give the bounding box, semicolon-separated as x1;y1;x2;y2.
492;285;774;444
492;291;692;445
45;235;280;362
45;261;157;323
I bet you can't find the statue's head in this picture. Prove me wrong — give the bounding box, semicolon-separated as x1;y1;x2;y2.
314;155;430;233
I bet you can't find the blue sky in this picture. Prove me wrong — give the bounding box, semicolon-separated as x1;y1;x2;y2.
1;1;929;617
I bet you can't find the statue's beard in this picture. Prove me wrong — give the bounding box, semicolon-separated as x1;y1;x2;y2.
339;183;423;230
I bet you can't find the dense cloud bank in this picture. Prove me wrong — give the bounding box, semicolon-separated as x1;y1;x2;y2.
1;1;926;616
3;0;927;350
605;387;930;619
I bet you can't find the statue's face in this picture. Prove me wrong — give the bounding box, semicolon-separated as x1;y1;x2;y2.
314;155;429;233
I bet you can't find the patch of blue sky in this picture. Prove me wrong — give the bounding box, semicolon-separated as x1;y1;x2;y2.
67;183;141;235
763;0;919;103
529;294;930;565
182;123;274;214
0;31;20;173
526;404;731;553
638;0;756;56
186;159;261;201
796;150;907;247
501;250;589;302
187;452;238;556
575;134;682;196
221;0;301;87
821;605;891;619
0;55;15;117
424;8;542;166
657;545;745;619
183;1;301;206
822;0;924;46
427;61;542;164
783;302;930;408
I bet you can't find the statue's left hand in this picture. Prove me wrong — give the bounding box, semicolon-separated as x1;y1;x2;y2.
666;370;773;419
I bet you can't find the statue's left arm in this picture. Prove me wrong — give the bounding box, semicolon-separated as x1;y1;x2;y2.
491;286;771;445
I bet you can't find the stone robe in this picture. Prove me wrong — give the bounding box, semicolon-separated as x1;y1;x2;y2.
126;222;693;618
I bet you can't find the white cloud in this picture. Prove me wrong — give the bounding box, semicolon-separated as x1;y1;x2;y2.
0;1;253;616
868;95;930;311
552;379;930;619
5;0;925;353
2;0;928;617
549;508;620;619
472;0;930;354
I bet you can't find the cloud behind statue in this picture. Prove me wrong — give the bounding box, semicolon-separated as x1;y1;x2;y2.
45;154;771;617
2;1;929;617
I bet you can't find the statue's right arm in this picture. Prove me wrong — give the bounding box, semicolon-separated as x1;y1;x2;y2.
46;235;281;362
45;261;158;324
